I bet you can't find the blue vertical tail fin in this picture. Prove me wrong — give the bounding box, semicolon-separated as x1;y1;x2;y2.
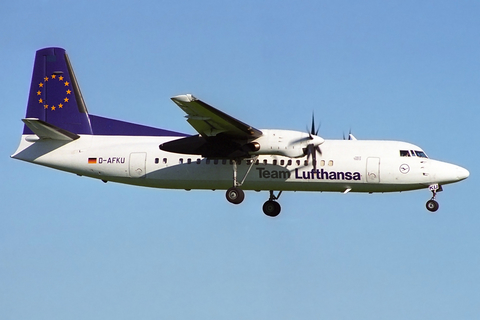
24;47;92;135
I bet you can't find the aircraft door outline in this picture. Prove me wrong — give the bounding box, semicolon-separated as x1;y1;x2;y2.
129;152;147;178
366;157;380;183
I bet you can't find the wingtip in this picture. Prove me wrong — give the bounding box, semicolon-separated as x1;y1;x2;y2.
171;94;196;103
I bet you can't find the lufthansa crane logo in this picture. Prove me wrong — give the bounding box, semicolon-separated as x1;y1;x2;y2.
399;164;410;174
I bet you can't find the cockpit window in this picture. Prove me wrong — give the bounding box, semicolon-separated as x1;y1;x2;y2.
400;150;428;158
415;150;428;158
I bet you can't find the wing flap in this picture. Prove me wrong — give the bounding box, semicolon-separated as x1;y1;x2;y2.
171;94;262;139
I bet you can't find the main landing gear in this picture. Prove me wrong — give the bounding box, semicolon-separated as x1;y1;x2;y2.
225;157;282;217
226;186;244;204
226;187;283;217
263;191;282;217
426;184;442;212
225;157;256;206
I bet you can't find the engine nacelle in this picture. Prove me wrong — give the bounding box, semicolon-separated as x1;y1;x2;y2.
245;129;324;158
244;142;261;152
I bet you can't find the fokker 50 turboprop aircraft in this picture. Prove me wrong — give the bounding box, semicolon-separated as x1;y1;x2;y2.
12;47;469;217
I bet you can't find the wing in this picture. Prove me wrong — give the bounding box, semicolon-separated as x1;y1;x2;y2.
171;94;262;139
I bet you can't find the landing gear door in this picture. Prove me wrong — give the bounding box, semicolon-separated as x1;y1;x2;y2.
366;157;380;183
129;152;147;178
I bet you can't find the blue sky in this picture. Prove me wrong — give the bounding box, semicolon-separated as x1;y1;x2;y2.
1;1;479;319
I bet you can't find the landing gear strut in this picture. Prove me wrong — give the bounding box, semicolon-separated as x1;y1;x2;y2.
426;184;442;212
263;190;282;217
224;158;283;216
225;157;257;205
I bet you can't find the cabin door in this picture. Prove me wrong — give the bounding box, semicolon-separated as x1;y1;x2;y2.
129;152;147;178
366;157;380;183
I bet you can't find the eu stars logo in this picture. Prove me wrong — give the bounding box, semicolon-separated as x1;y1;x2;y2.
36;73;72;111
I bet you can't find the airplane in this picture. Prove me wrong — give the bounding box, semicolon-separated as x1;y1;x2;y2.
11;47;469;217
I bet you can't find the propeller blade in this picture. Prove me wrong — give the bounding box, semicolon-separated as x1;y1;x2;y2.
306;125;313;139
302;113;323;170
311;114;315;136
305;144;313;159
304;143;322;170
308;113;321;138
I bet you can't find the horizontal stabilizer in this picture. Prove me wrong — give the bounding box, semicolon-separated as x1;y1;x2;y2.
22;118;80;141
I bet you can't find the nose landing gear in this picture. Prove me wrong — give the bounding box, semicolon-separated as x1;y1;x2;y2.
426;199;439;212
426;184;442;212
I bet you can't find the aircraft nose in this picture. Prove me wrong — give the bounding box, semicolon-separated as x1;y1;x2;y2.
430;161;469;185
456;166;470;181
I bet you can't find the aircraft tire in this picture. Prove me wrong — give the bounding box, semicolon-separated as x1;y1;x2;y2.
263;200;281;217
426;199;439;212
226;187;244;204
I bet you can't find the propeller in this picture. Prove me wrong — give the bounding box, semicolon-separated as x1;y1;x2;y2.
343;129;357;140
304;114;323;170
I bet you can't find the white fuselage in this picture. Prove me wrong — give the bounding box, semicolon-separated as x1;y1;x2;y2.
12;130;469;194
